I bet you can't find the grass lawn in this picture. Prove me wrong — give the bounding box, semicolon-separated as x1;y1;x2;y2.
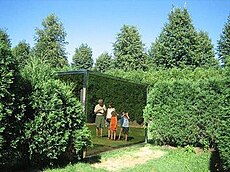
86;124;145;156
45;144;212;172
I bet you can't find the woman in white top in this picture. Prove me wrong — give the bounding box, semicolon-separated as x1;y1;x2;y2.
106;102;115;139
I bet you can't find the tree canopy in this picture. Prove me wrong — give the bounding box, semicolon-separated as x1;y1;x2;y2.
218;14;230;67
12;41;31;69
72;43;93;70
33;14;68;68
113;25;148;71
94;52;113;73
149;8;218;69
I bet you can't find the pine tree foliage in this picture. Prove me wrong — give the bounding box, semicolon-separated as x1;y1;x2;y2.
72;43;93;70
113;25;148;71
94;52;113;73
149;8;218;69
218;14;230;66
34;14;68;68
12;40;31;69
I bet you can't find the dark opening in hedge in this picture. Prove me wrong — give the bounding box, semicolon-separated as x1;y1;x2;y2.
57;70;148;124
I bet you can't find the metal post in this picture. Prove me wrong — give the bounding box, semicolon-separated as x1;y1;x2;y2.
145;85;149;143
145;122;148;143
82;71;87;116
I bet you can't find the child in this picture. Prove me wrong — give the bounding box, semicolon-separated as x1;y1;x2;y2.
106;102;115;139
118;112;125;140
110;111;117;140
118;112;129;141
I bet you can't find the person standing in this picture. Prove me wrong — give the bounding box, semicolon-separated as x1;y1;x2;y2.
94;99;106;137
110;111;117;140
118;112;130;141
106;102;115;139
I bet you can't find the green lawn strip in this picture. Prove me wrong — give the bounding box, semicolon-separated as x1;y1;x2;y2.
87;124;145;156
124;147;211;172
45;163;106;172
44;144;211;172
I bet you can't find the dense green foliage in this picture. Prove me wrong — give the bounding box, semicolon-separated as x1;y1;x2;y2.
149;8;218;69
215;56;230;171
94;52;113;73
113;25;148;71
0;29;27;169
33;14;68;68
72;43;93;70
144;79;224;147
21;58;91;165
106;68;224;85
216;15;230;170
87;72;147;123
218;15;230;66
0;29;15;166
12;40;31;68
107;68;229;171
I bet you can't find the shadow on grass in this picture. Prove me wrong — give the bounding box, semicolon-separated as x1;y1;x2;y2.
83;154;102;164
209;149;224;172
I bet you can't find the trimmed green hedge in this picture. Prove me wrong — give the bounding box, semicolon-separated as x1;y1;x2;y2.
106;68;224;84
107;68;229;171
87;72;147;123
144;79;224;147
216;78;230;171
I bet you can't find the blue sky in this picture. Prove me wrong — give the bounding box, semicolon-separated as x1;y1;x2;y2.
0;0;229;63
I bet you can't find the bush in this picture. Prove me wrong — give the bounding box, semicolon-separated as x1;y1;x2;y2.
0;29;28;169
144;79;225;147
216;69;230;171
108;68;230;171
22;58;91;166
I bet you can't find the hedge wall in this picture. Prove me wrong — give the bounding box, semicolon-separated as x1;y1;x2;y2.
87;72;147;123
216;79;230;171
107;68;229;171
144;79;224;147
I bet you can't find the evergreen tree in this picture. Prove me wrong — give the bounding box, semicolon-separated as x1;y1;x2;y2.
113;25;148;71
72;43;93;70
12;40;31;69
0;29;26;168
0;29;14;155
193;31;219;68
94;52;113;73
149;8;218;69
217;14;230;67
33;14;68;68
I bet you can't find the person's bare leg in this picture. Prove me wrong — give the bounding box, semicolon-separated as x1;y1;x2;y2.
114;131;116;140
96;128;99;137
108;129;110;139
118;128;123;140
110;131;113;139
125;134;128;141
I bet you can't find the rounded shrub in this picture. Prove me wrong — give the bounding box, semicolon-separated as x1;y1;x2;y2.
22;57;91;166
